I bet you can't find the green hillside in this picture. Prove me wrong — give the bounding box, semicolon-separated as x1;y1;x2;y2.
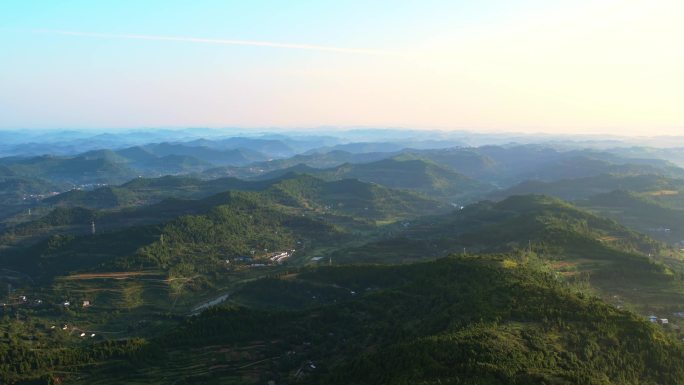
325;158;485;198
3;193;684;384
0;174;60;220
0;173;446;374
141;143;267;165
258;157;491;203
40;173;445;221
43;186;138;209
491;174;684;245
264;173;448;221
43;175;271;209
329;195;684;316
0;154;136;184
0;145;265;188
580;190;684;243
7;255;684;384
4;163;684;384
401;147;499;179
518;155;684;181
0;175;444;280
333;195;660;261
493;174;684;201
204;150;393;179
402;146;684;186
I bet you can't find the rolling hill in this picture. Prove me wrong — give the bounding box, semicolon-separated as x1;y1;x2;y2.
403;146;684;186
489;174;684;244
328;195;684;317
138;143;268;166
7;255;684;384
42;175;271;209
0;174;445;280
580;190;684;244
517;155;684;182
491;174;684;201
0;144;269;188
5;139;684;384
258;157;491;203
0;154;136;184
201;150;395;179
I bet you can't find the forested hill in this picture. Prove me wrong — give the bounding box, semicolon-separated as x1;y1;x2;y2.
8;174;445;240
488;174;684;243
256;156;491;203
26;254;684;385
0;174;446;281
4;140;684;384
326;194;684;318
42;175;277;209
332;194;663;264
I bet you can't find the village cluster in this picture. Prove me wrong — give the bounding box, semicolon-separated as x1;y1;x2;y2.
1;294;99;339
2;294;91;311
226;249;295;268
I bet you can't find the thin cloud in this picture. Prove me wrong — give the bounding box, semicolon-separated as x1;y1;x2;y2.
32;29;400;56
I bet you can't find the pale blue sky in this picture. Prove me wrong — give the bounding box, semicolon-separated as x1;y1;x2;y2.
1;1;682;135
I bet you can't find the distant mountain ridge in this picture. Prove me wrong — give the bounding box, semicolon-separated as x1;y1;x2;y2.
255;156;491;203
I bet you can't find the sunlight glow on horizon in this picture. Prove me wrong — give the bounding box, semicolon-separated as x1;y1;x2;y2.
1;0;683;135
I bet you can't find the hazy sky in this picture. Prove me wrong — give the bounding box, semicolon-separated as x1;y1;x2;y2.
1;0;682;135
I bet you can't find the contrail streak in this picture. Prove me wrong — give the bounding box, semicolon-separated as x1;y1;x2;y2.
32;29;399;56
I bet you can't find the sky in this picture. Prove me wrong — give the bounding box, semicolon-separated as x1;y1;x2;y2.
0;0;683;135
